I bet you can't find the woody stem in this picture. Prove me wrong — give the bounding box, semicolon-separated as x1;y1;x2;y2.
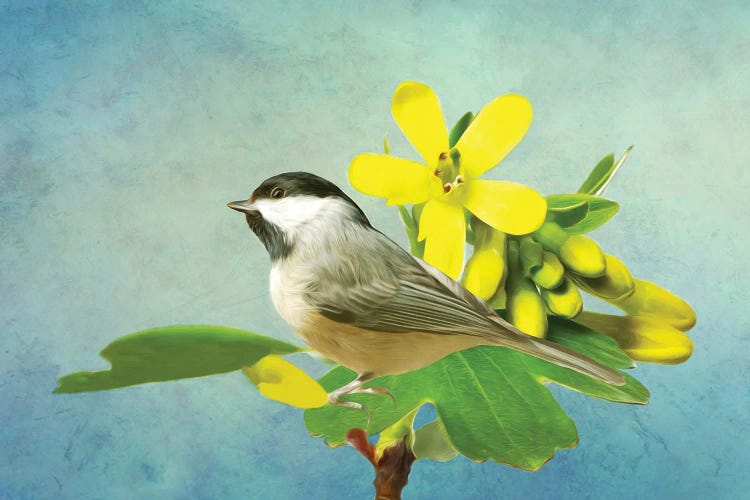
373;438;416;500
347;429;417;500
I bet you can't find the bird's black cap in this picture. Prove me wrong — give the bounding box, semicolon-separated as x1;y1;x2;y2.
251;172;369;223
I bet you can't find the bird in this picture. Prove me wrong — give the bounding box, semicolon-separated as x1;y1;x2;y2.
227;172;625;411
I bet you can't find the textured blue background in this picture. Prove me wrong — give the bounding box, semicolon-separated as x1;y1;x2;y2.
2;1;748;498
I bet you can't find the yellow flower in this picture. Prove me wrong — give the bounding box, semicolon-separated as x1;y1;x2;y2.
349;82;547;279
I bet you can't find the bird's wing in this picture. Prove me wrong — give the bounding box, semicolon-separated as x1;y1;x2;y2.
305;229;625;386
412;256;499;318
308;235;497;336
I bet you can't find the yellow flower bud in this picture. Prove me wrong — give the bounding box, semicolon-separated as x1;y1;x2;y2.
610;279;696;331
533;222;606;278
506;240;547;338
462;249;504;300
507;287;548;338
541;277;583;318
559;235;606;278
575;311;693;364
530;251;565;289
570;254;635;300
461;221;506;301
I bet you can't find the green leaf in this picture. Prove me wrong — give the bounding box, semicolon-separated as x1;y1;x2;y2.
577;153;614;195
546;198;590;228
55;325;302;393
412;419;458;462
577;147;633;196
546;194;619;234
304;318;648;471
448;111;474;148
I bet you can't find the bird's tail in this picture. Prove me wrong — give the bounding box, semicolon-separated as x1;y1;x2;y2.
484;317;626;386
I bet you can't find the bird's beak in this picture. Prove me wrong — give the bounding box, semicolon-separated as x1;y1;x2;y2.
227;199;257;214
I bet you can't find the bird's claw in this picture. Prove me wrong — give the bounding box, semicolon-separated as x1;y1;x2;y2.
327;394;371;426
354;386;398;406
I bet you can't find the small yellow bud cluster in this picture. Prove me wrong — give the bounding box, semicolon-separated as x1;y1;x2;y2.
460;218;695;363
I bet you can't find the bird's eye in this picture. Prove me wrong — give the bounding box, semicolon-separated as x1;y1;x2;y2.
270;187;285;199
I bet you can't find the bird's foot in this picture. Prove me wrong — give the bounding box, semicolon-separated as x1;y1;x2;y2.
326;375;398;426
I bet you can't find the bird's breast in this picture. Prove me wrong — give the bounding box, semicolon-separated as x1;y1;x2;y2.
269;262;313;331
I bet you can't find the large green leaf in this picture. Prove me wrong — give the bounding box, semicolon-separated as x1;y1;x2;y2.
55;325;302;393
304;318;648;471
412;419;458;462
546;194;619;234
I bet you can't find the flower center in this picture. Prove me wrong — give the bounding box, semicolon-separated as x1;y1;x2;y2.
434;149;464;193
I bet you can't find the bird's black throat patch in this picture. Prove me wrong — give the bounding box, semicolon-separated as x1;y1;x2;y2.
244;211;291;261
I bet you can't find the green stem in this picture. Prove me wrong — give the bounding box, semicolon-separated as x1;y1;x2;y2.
377;408;418;450
518;236;543;277
470;216;489;248
532;222;569;253
397;205;422;257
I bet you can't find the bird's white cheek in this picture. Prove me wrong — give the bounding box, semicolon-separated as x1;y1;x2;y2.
254;199;293;231
255;197;340;233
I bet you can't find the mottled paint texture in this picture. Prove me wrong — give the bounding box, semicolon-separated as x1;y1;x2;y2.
1;1;748;498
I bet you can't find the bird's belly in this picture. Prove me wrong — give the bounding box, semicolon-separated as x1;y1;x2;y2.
298;312;482;377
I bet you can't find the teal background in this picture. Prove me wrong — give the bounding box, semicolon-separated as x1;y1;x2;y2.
2;1;748;498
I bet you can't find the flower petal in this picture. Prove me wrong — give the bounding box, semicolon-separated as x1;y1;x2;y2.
349;153;439;205
243;355;328;409
392;82;449;166
460;179;547;235
455;94;533;178
417;199;466;279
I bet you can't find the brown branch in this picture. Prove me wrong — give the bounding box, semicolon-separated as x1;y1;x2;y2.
347;429;417;500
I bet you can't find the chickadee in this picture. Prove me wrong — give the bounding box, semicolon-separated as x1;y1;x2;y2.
228;172;624;409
